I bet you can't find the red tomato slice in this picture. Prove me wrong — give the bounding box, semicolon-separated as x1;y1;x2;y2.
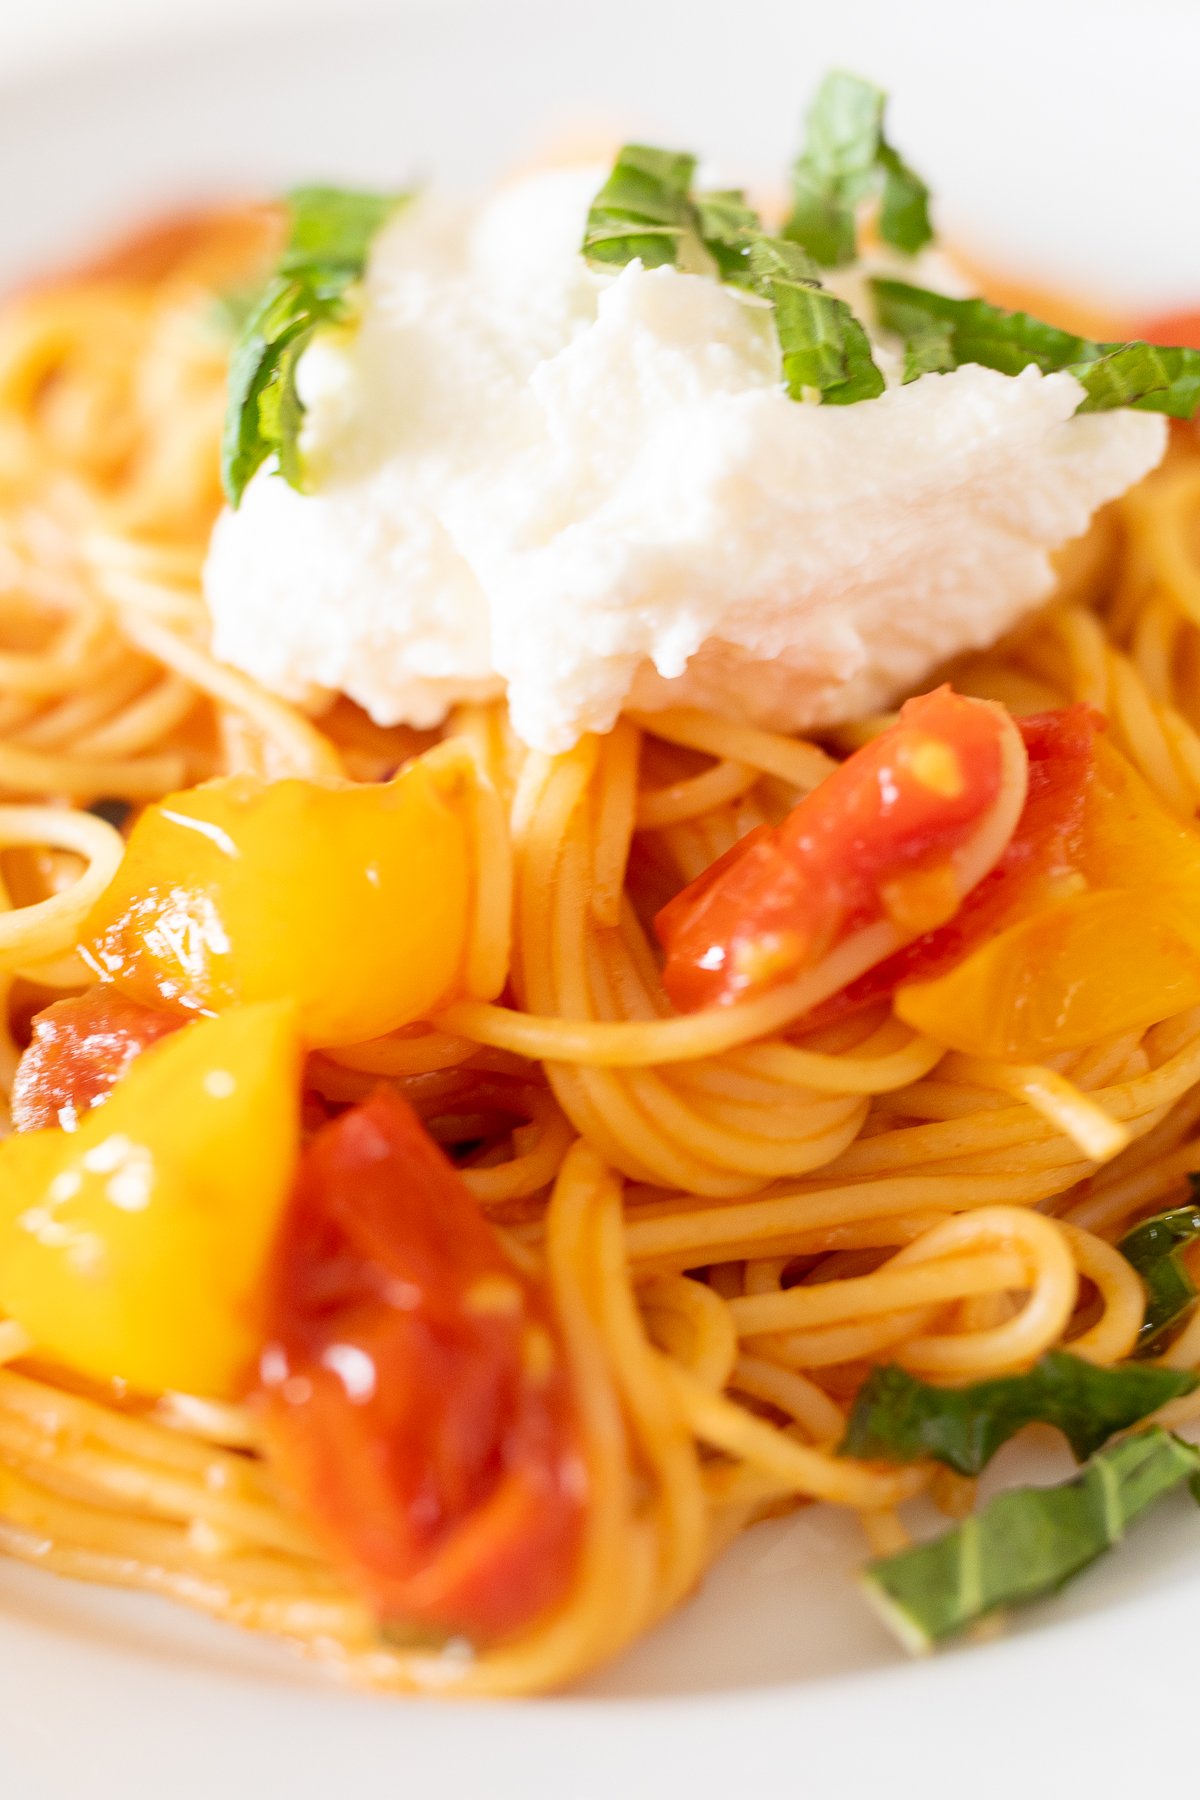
656;687;1027;1011
11;988;180;1132
256;1089;585;1646
814;705;1100;1024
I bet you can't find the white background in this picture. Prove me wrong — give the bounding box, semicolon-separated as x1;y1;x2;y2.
6;0;1200;310
0;0;317;74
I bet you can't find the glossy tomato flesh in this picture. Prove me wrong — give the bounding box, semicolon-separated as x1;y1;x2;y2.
11;987;180;1132
656;687;1013;1011
257;1089;586;1646
813;704;1099;1024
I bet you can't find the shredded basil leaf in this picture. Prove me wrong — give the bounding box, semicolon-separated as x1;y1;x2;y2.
276;186;400;274
842;1352;1196;1476
863;1426;1200;1652
897;318;956;383
1118;1195;1200;1354
746;237;885;403
784;70;932;267
221;186;406;507
877;141;933;257
1077;340;1200;418
582;152;886;405
581;145;700;271
871;278;1200;420
692;188;763;288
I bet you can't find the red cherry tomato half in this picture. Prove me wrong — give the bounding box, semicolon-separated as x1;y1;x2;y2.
656;687;1027;1012
814;704;1100;1024
11;988;180;1132
256;1089;586;1646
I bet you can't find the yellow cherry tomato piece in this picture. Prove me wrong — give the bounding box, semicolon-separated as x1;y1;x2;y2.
895;887;1200;1060
1083;735;1200;889
0;1001;301;1397
82;755;472;1046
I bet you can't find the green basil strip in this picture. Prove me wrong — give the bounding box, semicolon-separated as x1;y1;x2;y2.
277;186;402;274
863;1426;1200;1652
784;70;932;267
581;144;700;271
898;318;956;383
746;237;885;403
582;151;886;405
221;185;406;506
871;278;1200;420
1119;1198;1200;1353
692;188;763;288
842;1352;1196;1475
877;141;933;257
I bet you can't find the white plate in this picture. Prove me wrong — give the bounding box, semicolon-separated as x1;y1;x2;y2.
2;2;1199;1793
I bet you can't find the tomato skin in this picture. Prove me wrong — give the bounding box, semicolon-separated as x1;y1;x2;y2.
896;886;1200;1058
895;721;1200;1058
656;687;1014;1011
82;756;473;1047
257;1090;585;1646
653;825;771;955
1081;732;1200;889
0;1001;302;1398
11;987;179;1133
815;705;1100;1023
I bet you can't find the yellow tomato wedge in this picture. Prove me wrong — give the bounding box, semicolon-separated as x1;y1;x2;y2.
896;734;1200;1060
82;754;472;1046
895;887;1200;1059
0;1001;301;1396
1083;735;1200;888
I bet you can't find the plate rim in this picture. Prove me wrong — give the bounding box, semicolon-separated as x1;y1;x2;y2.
0;4;1198;1791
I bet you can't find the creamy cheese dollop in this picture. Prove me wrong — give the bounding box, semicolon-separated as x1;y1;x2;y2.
204;166;1167;752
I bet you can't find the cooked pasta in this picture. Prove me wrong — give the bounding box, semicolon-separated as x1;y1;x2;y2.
0;168;1198;1696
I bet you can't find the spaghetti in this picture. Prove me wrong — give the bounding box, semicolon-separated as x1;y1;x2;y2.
0;201;1196;1695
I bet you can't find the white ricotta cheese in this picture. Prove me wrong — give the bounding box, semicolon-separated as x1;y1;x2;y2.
204;165;1167;752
